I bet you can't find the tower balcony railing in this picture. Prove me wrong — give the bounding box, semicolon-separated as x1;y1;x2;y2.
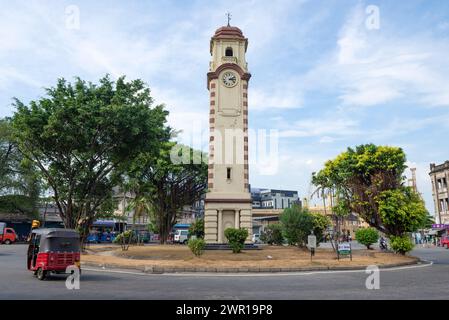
221;56;238;64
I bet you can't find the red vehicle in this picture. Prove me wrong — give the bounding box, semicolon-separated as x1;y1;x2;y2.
27;228;81;280
0;223;17;244
441;235;449;249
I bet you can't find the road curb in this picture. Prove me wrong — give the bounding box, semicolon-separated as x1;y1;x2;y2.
81;256;423;274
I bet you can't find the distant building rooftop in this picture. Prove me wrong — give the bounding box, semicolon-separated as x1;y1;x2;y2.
430;161;449;174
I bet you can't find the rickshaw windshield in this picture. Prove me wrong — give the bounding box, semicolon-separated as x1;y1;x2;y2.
47;237;80;252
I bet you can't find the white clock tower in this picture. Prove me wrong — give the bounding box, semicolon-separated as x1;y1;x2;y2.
204;23;252;244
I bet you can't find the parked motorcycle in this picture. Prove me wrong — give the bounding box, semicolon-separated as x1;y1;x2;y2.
379;237;388;251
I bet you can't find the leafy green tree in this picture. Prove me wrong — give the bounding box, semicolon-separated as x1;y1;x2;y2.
224;228;248;253
260;223;284;245
312;144;423;237
377;187;428;236
0;195;39;218
189;218;205;239
12;76;169;240
355;227;379;249
311;212;331;244
390;235;414;255
128;144;207;244
0;118;42;217
0;118;21;191
279;205;330;247
280;205;312;246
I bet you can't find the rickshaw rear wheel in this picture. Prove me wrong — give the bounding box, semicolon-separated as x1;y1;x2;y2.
37;268;47;280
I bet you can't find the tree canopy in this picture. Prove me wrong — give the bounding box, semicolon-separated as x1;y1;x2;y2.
0;118;41;217
11;75;169;236
280;204;330;247
127;143;207;244
312;144;428;236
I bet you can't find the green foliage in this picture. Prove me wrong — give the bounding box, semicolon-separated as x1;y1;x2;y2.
311;213;331;244
0;118;42;212
355;227;379;249
260;223;284;245
188;237;206;257
189;218;205;239
11;75;169;231
280;205;330;247
148;221;158;233
280;205;312;246
390;235;414;255
377;187;428;236
113;230;137;244
127;143;207;244
419;214;435;229
224;228;248;253
0;195;39;218
312;144;422;237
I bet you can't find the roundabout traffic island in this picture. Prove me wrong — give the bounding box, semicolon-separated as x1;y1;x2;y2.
81;245;420;273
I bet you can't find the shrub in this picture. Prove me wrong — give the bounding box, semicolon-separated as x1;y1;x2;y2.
355;227;379;249
113;230;137;244
188;238;206;257
224;228;248;253
280;205;313;246
260;223;284;245
390;235;414;255
279;205;330;247
188;218;204;239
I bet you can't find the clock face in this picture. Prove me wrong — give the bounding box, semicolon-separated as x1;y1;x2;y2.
222;71;238;87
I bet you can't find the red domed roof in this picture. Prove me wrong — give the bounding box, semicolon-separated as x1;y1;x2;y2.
212;26;245;39
210;25;248;54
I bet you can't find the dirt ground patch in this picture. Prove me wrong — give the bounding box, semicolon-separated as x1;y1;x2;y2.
82;244;416;270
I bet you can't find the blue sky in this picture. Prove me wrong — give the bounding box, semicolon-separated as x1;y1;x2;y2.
1;0;449;215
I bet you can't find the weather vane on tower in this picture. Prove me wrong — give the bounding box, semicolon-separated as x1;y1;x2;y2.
226;12;232;26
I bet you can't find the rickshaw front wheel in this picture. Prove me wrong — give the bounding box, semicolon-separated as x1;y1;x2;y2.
37;268;47;280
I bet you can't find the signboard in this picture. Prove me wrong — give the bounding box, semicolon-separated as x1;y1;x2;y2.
307;234;317;261
337;242;352;261
431;224;449;229
307;235;317;249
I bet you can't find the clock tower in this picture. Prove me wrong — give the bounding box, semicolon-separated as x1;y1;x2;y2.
204;24;252;244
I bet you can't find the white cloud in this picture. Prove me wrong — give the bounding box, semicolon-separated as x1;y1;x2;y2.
250;86;302;110
279;117;359;139
304;4;449;108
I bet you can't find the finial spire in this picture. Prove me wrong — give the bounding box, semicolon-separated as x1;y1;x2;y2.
226;12;232;27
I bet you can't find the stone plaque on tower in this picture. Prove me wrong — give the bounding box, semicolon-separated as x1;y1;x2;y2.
204;23;252;244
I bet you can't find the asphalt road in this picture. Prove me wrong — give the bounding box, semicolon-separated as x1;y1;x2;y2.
0;244;448;300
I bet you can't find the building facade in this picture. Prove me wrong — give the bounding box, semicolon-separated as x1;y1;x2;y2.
251;188;300;210
430;161;449;224
204;24;253;244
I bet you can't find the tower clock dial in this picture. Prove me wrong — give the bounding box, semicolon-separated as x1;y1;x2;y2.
222;71;238;87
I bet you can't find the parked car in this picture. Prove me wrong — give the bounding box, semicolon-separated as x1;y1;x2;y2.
441;235;449;249
173;229;189;244
0;223;17;244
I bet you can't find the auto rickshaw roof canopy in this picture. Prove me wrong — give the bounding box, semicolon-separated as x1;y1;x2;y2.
32;228;79;238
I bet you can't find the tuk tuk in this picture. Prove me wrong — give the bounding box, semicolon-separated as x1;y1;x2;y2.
27;228;81;280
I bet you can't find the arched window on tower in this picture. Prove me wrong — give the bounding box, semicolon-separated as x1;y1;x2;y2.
225;47;233;57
